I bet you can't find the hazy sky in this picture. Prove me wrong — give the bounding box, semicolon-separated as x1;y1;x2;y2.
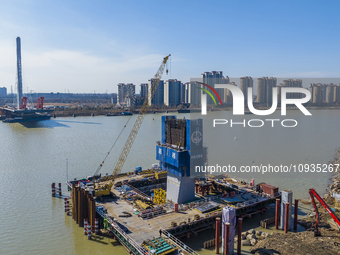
1;0;339;94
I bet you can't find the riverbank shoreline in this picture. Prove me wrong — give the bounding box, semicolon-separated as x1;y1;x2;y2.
327;148;340;196
250;147;340;254
49;105;340;118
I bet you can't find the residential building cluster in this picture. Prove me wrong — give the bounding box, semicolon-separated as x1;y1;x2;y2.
116;73;340;107
309;83;340;104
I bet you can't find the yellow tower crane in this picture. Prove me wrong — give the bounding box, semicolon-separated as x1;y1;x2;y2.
93;54;171;198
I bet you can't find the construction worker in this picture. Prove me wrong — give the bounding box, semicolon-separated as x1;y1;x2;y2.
159;229;162;237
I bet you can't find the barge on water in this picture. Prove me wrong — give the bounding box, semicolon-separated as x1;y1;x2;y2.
0;107;53;123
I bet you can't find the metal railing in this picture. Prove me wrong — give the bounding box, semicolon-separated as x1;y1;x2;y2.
126;183;152;201
96;208;151;255
161;229;200;255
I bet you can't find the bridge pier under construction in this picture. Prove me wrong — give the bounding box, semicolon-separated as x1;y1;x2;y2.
59;115;283;255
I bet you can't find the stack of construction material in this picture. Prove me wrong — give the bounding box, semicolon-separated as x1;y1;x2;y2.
259;183;279;197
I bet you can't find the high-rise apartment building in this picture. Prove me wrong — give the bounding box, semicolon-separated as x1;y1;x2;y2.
256;77;277;105
312;85;323;104
201;71;228;104
240;76;253;103
277;83;283;104
180;83;186;104
282;79;302;99
164;79;181;106
222;75;230;103
148;79;164;106
322;84;328;101
308;83;314;102
334;84;340;103
140;83;148;104
309;83;340;104
224;82;236;104
185;81;201;106
0;87;7;95
326;84;336;104
117;83;136;106
257;78;265;104
140;83;148;98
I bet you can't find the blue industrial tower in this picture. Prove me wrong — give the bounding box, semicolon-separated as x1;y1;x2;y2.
156;116;204;204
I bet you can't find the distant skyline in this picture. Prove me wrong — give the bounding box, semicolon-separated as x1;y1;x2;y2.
1;0;340;94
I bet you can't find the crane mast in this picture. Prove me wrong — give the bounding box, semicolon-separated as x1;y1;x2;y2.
102;54;171;182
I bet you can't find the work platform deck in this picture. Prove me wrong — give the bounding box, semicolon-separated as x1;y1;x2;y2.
101;198;206;244
67;172;280;255
96;174;279;242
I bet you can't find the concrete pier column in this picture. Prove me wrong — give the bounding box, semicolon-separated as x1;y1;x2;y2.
51;183;55;197
237;218;242;255
284;203;289;233
275;199;280;229
91;198;96;232
294;199;299;231
215;217;220;254
224;223;230;255
87;193;91;225
71;185;75;219
78;189;84;227
64;198;68;212
74;187;79;224
58;183;62;197
88;195;92;226
281;190;293;230
83;191;89;221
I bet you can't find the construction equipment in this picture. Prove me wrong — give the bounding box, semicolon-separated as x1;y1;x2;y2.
155;171;167;179
92;176;115;200
36;97;45;109
93;54;171;198
309;188;340;236
19;97;28;109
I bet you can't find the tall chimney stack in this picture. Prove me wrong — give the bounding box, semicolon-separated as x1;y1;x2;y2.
16;37;23;109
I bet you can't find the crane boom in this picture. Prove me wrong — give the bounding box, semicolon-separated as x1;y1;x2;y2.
101;54;171;181
309;188;340;236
